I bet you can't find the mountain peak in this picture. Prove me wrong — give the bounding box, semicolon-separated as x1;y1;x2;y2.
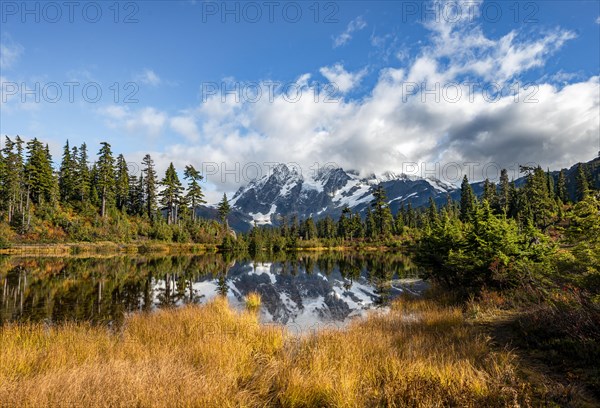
230;165;461;228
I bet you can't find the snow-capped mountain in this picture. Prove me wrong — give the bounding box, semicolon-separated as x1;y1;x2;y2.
228;163;457;229
194;157;600;231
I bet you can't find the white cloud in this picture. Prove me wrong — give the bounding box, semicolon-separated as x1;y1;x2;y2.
99;106;167;137
137;69;161;86
0;39;23;70
170;115;200;141
319;64;367;93
94;2;598;198
333;16;367;48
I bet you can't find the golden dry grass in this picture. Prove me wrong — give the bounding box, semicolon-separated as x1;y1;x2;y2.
0;297;531;407
245;292;262;310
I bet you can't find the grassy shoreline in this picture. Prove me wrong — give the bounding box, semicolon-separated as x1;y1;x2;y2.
0;242;219;256
0;242;407;256
1;291;598;406
1;296;534;408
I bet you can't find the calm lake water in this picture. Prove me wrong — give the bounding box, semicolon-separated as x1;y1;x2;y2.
0;252;425;331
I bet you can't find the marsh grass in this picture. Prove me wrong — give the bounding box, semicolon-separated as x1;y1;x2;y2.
245;292;262;310
0;297;531;407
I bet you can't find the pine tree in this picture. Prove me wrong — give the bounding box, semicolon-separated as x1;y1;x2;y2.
59;140;76;202
365;207;376;239
499;169;511;214
576;163;590;202
217;193;231;229
351;212;364;238
1;137;24;222
557;169;568;203
337;206;352;239
183;165;206;222
141;154;158;219
427;197;439;227
370;184;393;236
96;142;115;217
159;162;184;224
460;175;475;222
128;173;145;215
115;154;130;211
482;179;499;212
521;166;556;229
405;203;416;228
301;217;317;240
394;210;404;235
75;143;90;202
24;138;56;205
546;168;555;199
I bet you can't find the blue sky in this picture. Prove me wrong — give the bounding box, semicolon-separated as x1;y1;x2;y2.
1;0;599;201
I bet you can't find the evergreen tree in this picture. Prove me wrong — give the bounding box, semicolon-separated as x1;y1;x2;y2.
217;193;231;229
499;169;511;214
301;217;317;240
427;197;439;227
1;137;24;222
557;169;568;204
394;210;404;235
365;207;376;239
337;206;352;239
183;165;206;222
159;162;184;224
317;216;336;239
58;140;76;202
405;203;416;228
482;179;499;212
128;173;145;216
141;154;158;219
290;214;299;238
521;166;556;229
24;138;56;205
96;142;115;217
546;168;555;199
460;175;475;222
75;142;90;202
576;163;590;201
370;184;393;236
115;154;130;211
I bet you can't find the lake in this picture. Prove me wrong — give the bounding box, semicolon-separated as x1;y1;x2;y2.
0;252;426;332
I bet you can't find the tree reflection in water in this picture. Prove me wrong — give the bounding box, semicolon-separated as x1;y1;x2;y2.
0;251;421;326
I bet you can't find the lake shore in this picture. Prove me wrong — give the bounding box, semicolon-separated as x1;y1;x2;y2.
0;241;409;256
0;295;537;407
0;242;219;256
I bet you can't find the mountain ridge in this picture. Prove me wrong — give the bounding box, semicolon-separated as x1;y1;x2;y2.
198;157;600;232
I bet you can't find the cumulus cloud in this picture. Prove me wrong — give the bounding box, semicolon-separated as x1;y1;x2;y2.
96;1;598;197
136;69;161;86
319;64;367;93
100;106;167;137
0;38;23;70
170;115;200;141
333;16;367;48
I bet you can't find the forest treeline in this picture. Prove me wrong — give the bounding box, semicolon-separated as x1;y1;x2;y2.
1;135;599;297
0;136;233;245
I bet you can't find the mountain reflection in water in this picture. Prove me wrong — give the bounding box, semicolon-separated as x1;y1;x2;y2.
0;252;426;331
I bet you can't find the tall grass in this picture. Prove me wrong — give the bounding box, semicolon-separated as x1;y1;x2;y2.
0;297;531;407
